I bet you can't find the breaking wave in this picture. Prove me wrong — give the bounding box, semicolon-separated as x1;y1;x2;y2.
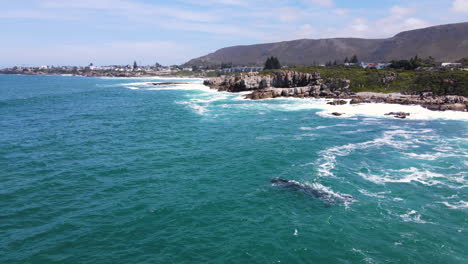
399;210;432;224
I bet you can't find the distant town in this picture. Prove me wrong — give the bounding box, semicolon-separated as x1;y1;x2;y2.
1;57;467;78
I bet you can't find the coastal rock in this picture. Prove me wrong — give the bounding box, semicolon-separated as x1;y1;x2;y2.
332;112;345;116
439;103;466;111
350;98;364;104
204;71;352;97
327;100;347;105
204;71;468;112
385;112;410;119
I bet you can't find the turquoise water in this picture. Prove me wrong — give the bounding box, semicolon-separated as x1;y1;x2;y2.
0;75;467;263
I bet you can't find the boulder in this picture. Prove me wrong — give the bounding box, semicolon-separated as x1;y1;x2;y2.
350;98;364;104
385;112;410;119
327;100;347;105
439;103;466;111
332;112;345;116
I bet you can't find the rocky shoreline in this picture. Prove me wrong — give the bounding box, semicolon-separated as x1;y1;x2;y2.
203;71;468;112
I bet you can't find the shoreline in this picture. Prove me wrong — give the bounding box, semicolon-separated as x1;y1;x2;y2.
0;71;204;79
203;71;468;114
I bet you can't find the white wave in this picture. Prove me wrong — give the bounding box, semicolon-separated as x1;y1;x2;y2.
300;124;354;131
175;90;231;116
358;189;390;199
351;248;376;264
256;135;281;140
404;152;467;161
294;133;317;139
189;93;229;103
316;101;468;121
176;101;208;115
239;97;468;121
99;76;204;80
116;78;212;93
126;86;140;90
316;129;426;177
232;91;252;101
400;210;431;224
357;167;465;187
146;83;212;92
437;201;468;210
122;81;154;86
341;128;374;135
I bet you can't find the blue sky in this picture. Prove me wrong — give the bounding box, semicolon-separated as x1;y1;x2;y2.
1;0;467;66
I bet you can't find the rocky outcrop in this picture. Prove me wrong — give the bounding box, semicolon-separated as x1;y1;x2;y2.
204;71;323;92
203;71;468;112
328;100;347;105
352;93;468;111
204;71;353;99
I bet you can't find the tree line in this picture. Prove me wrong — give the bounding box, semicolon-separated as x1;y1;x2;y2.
258;55;466;70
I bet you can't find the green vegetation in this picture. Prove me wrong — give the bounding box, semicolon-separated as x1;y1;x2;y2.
260;65;468;96
264;57;281;70
457;58;468;66
390;56;437;70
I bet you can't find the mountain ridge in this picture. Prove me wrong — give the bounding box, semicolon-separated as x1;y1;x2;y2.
185;22;468;67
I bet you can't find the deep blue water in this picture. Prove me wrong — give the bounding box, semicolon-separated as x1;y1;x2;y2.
0;74;467;263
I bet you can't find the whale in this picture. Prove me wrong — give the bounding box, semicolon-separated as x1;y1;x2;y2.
270;178;353;204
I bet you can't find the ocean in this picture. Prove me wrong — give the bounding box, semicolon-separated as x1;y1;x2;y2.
1;74;467;263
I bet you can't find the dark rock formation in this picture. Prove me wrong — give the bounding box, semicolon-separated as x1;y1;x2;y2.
332;112;345;116
385;112;411;119
328;100;348;105
350;98;366;104
204;71;353;100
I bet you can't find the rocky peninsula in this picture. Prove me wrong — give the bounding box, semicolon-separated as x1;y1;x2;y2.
203;71;468;112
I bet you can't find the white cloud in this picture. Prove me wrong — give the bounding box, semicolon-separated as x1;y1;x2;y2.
278;7;304;22
180;0;251;6
333;8;350;15
0;41;202;66
303;0;334;8
41;0;221;23
390;6;413;17
323;6;433;39
0;10;78;20
453;0;468;13
296;24;317;38
350;18;369;32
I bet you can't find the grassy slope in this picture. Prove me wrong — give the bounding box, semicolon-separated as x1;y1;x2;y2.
260;66;468;96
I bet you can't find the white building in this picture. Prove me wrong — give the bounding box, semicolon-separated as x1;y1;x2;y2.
441;62;462;67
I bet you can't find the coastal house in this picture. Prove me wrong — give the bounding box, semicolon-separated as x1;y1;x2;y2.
219;67;264;73
441;62;462;67
360;62;391;69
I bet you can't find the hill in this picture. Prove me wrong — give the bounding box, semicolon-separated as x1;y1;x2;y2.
185;22;468;67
